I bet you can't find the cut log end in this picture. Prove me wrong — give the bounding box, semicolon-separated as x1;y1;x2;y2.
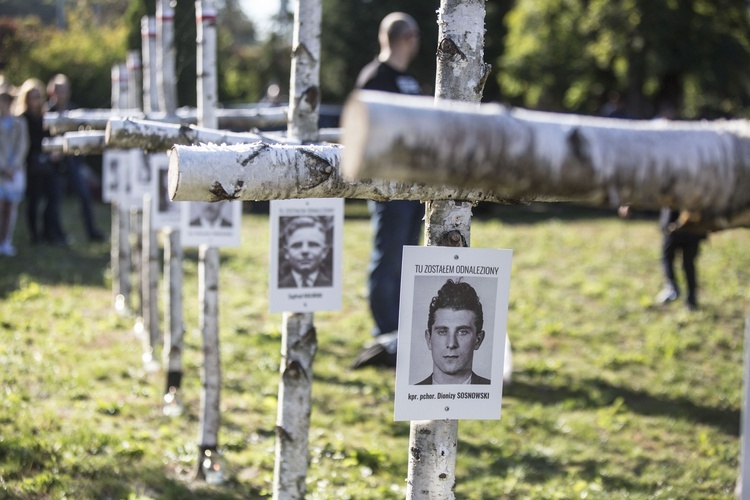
340;93;369;181
167;148;181;201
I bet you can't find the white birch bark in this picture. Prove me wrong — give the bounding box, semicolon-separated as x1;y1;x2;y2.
47;107;286;136
62;131;105;156
196;0;218;130
198;245;221;451
168;142;516;204
45;109;142;136
131;208;143;321
287;0;321;143
141;16;160;114
163;227;184;374
126;51;143;111
195;1;223;477
434;0;490;104
408;2;487;497
342;91;750;228
157;0;178;115
141;194;161;367
41;136;64;156
111;64;130;112
274;0;322;497
273;312;317;499
106;118;269;152
111;203;131;314
109;66;131;315
739;317;750;499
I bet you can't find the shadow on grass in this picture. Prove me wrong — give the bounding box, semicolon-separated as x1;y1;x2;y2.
506;375;739;436
0;245;110;298
460;437;642;493
0;438;268;499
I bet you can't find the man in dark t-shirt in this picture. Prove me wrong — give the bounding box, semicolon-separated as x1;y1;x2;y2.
351;13;425;369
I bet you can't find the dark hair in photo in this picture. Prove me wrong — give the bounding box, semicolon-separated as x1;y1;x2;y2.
281;216;329;244
427;279;484;332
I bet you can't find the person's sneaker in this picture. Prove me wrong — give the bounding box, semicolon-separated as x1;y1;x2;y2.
351;332;398;369
655;286;678;305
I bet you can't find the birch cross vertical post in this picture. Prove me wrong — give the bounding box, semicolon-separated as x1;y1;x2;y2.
409;1;489;497
110;64;131;314
157;0;178;116
273;0;322;498
195;0;224;484
156;0;185;416
126;51;143;112
141;16;160;115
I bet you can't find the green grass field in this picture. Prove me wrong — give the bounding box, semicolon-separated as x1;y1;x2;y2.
1;198;749;499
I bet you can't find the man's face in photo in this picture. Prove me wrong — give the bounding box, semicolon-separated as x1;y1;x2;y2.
425;308;485;380
283;225;329;275
201;203;223;223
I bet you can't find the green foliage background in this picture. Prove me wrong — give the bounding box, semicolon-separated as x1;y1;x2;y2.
4;0;749;117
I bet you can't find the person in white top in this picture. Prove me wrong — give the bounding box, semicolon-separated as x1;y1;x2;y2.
0;86;29;256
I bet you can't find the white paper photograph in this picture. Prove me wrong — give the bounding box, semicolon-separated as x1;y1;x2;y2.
150;153;182;229
268;198;343;313
180;200;242;248
394;246;512;421
102;149;132;203
126;149;152;209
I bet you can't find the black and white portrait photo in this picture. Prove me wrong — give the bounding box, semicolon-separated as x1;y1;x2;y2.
189;202;233;228
414;278;492;385
277;215;334;289
269;198;344;313
394;246;512;421
150;154;181;229
180;200;242;248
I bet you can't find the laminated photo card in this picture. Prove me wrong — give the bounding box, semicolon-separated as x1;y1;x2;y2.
180;200;242;248
268;198;344;313
394;246;512;421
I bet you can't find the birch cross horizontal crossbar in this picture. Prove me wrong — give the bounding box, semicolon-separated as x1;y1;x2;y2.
167;142;518;204
106;117;269;152
341;90;750;229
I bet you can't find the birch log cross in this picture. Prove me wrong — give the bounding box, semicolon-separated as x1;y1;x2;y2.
340;91;750;231
168;2;517;498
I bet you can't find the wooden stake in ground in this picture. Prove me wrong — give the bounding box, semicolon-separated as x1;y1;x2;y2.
273;0;322;498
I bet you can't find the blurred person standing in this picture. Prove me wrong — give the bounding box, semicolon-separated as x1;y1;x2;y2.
351;12;425;369
0;85;29;256
17;78;67;245
47;74;104;242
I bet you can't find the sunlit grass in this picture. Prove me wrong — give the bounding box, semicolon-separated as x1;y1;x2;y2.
0;200;748;498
